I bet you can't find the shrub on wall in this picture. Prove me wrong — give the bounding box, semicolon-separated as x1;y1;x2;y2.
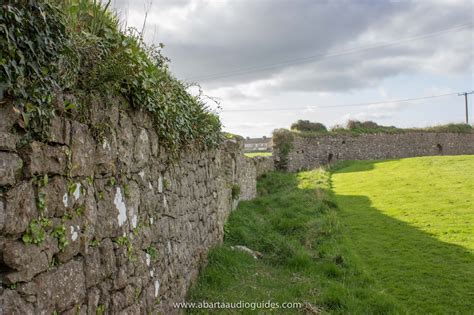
347;120;379;130
231;184;241;200
0;0;222;157
272;128;294;170
290;120;327;133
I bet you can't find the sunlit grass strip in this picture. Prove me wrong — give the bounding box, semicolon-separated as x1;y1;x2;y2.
332;155;474;313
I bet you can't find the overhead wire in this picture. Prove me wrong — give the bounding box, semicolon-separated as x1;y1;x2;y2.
221;92;459;112
185;23;473;81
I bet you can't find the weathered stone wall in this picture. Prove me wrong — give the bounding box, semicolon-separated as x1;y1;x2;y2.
252;156;275;178
0;98;262;314
282;132;474;171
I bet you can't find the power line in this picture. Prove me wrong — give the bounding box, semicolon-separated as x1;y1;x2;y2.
185;23;473;81
221;92;459;112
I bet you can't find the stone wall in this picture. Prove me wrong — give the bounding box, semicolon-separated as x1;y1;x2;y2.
0;98;264;314
282;132;474;172
252;156;275;178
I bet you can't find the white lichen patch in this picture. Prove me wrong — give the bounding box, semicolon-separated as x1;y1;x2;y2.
158;175;163;193
150;269;154;277
163;195;167;208
148;182;153;191
70;226;78;241
149;217;154;225
63;193;68;207
139;171;145;179
73;183;81;201
145;253;151;266
102;139;111;151
167;241;172;254
154;280;160;297
114;187;127;226
131;214;138;229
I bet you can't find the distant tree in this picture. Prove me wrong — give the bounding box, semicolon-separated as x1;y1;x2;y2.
346;120;379;130
290;120;327;132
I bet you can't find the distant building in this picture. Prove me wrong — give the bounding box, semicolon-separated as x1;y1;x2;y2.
243;136;273;152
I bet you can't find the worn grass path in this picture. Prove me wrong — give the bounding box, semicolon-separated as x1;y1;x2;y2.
187;170;403;314
332;155;474;314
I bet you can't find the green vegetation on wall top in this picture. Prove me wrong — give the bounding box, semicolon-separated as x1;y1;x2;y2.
272;128;294;170
290;120;328;133
286;120;473;138
0;0;221;157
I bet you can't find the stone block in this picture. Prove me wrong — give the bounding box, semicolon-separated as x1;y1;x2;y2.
86;287;100;315
116;112;134;168
133;128;150;171
0;131;19;151
0;151;22;186
2;240;49;283
119;303;141;315
94;130;118;176
99;238;117;278
57;218;82;263
1;181;37;236
0;102;21;132
39;175;68;217
24;141;68;176
34;259;85;313
110;290;126;313
84;238;117;286
49;116;70;145
125;180;140;231
95;181;127;239
84;247;101;288
149;130;159;157
0;289;34;314
70;121;95;177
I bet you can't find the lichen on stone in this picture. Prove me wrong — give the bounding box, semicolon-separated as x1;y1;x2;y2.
114;187;127;227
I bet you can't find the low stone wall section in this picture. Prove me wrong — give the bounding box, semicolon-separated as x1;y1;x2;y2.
282;132;474;172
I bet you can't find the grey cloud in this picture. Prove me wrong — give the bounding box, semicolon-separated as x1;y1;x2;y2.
112;0;472;95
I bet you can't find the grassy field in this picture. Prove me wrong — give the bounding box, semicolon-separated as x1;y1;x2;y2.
187;170;402;314
332;155;474;313
187;155;474;314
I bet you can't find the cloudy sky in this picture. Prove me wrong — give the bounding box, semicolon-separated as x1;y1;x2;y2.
111;0;473;137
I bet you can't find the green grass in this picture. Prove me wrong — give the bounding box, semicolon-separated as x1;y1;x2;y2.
244;152;273;157
187;170;402;314
188;156;474;314
332;156;474;314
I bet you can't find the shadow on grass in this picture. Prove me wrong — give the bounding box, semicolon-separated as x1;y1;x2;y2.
334;192;474;313
330;159;400;174
187;169;473;314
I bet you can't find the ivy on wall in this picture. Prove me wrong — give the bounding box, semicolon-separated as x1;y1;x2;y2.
0;0;222;157
0;1;73;140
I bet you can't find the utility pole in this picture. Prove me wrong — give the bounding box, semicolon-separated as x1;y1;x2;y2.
458;91;474;124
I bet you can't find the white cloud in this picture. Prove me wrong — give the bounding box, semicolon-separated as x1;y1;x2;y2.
342;111;395;122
